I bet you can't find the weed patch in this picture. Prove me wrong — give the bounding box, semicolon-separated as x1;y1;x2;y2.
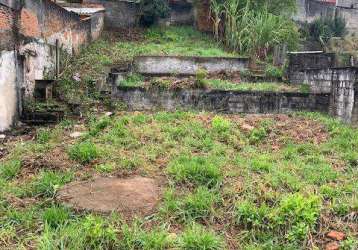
68;141;99;164
167;156;222;188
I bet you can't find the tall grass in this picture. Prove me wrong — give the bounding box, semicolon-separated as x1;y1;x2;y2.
210;0;299;59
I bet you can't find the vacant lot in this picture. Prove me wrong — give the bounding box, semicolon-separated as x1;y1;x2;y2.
0;111;357;249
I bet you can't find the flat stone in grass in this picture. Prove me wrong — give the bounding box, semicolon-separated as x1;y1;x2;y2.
57;176;159;217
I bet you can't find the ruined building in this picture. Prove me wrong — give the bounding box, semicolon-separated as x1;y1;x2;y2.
295;0;358;33
0;0;104;131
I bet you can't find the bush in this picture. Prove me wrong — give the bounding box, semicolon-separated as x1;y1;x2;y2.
167;156;222;188
68;141;99;164
179;223;224;250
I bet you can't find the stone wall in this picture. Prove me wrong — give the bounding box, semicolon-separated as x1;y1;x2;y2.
134;56;250;76
112;86;330;114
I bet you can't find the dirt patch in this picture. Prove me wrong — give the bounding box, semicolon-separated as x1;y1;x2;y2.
57;176;160;217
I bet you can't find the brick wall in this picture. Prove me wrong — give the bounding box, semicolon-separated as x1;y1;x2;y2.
0;4;16;50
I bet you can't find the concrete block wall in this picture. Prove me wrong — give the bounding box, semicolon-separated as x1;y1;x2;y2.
329;67;357;122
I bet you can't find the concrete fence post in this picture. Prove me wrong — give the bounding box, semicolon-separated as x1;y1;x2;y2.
329;67;357;123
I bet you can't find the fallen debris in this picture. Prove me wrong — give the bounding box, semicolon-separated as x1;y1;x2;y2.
327;231;346;241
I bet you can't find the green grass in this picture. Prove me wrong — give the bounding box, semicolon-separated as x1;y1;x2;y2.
205;79;301;92
68;141;99;164
1;111;358;249
179;223;224;250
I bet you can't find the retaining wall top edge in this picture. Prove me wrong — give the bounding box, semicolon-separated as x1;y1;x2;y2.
134;55;250;60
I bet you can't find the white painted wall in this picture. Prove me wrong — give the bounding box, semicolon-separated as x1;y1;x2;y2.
0;51;18;132
19;42;56;97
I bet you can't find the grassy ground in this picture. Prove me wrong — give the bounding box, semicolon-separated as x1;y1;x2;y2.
120;75;303;92
0;111;357;249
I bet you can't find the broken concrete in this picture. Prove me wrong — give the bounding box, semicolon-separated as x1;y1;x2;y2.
57;176;160;216
134;55;250;76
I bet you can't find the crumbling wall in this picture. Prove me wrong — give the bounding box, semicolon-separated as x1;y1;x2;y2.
0;0;104;131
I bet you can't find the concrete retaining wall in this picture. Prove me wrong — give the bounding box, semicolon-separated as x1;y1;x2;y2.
112;86;330;114
291;68;333;93
330;67;357;122
134;56;250;76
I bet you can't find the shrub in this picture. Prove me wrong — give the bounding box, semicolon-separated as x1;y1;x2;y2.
42;205;71;228
167;156;222;188
179;223;224;250
68;141;99;164
0;160;21;180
